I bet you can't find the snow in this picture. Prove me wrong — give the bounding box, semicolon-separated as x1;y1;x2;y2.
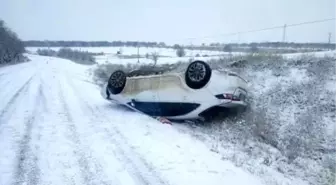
283;50;336;59
0;54;264;185
5;49;333;185
247;67;309;95
26;46;245;65
326;80;336;92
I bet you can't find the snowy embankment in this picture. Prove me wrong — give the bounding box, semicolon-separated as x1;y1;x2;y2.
175;52;336;185
0;54;264;185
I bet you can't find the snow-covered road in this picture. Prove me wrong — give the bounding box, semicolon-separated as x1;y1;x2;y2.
0;55;264;185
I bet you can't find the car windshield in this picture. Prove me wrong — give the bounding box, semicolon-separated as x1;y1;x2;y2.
0;1;335;185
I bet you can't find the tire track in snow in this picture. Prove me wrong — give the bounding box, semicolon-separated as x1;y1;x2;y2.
38;77;49;114
0;73;38;185
56;76;128;185
0;79;12;90
0;79;16;99
56;79;109;185
13;82;43;185
66;77;168;185
36;75;82;185
0;74;35;123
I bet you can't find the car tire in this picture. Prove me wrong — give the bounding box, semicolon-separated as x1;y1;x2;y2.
185;60;212;89
107;70;126;94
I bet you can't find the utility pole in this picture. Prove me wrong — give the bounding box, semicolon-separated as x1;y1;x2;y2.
282;24;287;42
137;45;140;63
328;32;332;44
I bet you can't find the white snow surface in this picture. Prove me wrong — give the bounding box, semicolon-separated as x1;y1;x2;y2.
283;50;336;59
0;54;264;185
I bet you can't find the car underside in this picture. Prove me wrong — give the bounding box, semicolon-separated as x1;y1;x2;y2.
101;60;249;120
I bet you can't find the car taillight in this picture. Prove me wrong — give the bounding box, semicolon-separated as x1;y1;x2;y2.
223;93;233;100
215;92;245;101
215;93;238;100
225;93;241;101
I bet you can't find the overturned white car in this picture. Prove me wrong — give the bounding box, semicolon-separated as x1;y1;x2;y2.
101;60;248;121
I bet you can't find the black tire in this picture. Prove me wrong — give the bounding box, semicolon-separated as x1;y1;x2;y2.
185;60;212;89
107;70;126;94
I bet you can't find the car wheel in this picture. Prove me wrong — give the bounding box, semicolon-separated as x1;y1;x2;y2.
185;60;212;89
107;70;126;94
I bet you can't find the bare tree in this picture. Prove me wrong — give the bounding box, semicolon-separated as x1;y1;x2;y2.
151;52;159;66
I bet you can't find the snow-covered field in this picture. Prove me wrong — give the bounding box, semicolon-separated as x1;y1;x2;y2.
0;54;265;185
26;46;244;65
26;46;335;66
94;54;226;65
26;46;227;56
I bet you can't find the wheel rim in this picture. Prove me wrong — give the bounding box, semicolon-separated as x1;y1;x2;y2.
109;71;125;88
187;62;206;82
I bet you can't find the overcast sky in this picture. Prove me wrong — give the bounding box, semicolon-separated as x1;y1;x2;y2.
1;0;335;44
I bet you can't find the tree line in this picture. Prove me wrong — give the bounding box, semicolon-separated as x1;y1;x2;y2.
0;19;25;65
206;42;335;50
24;40;335;51
25;40;167;48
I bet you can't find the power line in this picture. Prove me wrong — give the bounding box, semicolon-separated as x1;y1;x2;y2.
286;18;335;27
182;18;335;41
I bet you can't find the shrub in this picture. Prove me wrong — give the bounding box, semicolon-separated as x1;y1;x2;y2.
176;47;186;57
223;45;232;52
58;48;96;64
36;49;57;56
36;47;96;65
151;52;159;66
